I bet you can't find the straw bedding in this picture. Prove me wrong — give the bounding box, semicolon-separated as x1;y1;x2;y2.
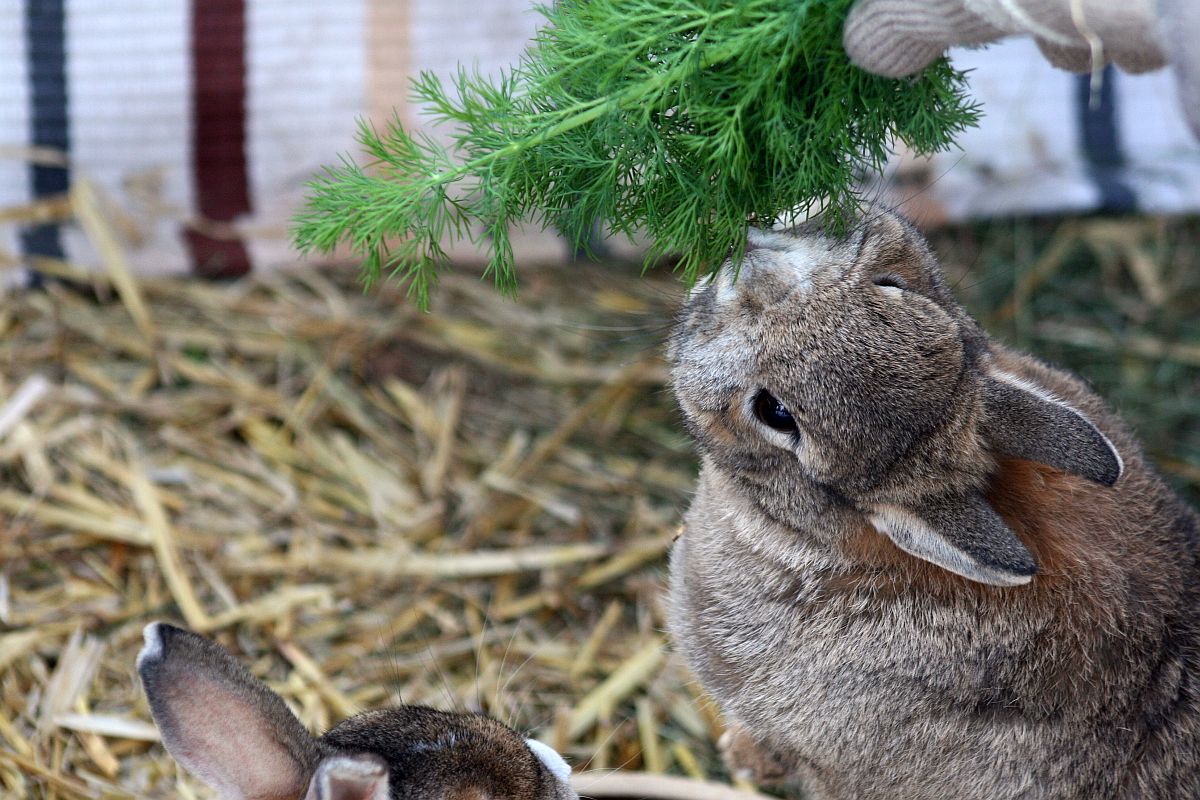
0;233;730;797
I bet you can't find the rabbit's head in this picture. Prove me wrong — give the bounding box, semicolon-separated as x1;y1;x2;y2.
137;623;576;800
669;209;1122;587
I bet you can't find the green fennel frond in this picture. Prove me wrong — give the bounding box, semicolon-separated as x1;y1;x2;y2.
292;0;981;307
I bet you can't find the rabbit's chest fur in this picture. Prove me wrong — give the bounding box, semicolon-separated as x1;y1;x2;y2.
669;463;1200;800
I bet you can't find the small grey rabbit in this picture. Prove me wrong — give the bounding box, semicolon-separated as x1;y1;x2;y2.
137;623;577;800
667;209;1200;799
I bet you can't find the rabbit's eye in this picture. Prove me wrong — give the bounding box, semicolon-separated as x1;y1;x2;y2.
873;274;908;291
753;390;798;433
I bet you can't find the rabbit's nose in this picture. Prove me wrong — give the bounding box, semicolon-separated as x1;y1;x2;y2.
732;228;775;272
744;227;773;253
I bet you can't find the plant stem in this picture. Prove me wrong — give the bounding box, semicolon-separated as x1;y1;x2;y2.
405;25;754;200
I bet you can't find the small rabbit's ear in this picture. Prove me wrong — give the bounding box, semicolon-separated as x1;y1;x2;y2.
981;370;1123;486
138;623;322;800
870;492;1037;587
526;738;572;784
303;754;390;800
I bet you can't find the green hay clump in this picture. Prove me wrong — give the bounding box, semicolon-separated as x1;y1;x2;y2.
293;0;981;307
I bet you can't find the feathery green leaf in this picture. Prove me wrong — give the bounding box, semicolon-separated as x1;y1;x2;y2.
292;0;981;307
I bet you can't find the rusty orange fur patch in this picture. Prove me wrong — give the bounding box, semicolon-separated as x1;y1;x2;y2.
985;457;1113;579
832;456;1130;605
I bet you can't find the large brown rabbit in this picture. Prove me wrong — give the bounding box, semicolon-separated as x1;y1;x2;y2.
137;623;577;800
667;209;1200;799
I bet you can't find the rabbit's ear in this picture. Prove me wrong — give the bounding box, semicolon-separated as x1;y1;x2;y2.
138;623;322;800
303;754;390;800
870;492;1037;587
981;370;1123;486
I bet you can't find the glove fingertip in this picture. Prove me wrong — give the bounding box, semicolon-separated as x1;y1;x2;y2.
843;1;946;78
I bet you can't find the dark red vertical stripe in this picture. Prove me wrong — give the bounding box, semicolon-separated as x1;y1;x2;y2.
185;0;252;278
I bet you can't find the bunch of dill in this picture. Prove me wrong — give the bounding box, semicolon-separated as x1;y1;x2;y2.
293;0;980;306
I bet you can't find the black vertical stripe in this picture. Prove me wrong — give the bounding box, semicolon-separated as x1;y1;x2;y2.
22;0;70;263
1076;65;1137;213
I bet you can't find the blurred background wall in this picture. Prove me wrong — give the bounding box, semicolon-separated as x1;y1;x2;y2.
1;0;1197;281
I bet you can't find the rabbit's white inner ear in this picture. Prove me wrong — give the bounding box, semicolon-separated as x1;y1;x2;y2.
304;755;390;800
870;505;1034;587
139;624;320;800
526;739;572;783
982;369;1123;486
153;677;315;799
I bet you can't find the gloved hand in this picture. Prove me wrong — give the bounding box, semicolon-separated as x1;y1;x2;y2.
843;0;1199;138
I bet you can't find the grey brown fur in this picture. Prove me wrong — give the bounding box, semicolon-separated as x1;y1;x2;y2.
138;623;576;800
667;210;1200;799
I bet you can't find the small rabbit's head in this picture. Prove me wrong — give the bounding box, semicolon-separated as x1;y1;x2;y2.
670;209;1122;586
138;623;576;800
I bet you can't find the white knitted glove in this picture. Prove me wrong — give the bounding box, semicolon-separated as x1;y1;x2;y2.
843;0;1199;137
